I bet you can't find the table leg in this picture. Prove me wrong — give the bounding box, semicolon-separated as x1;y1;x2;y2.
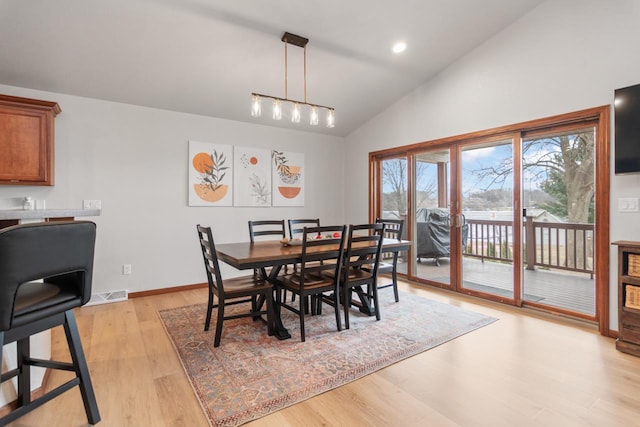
347;285;376;316
266;265;291;340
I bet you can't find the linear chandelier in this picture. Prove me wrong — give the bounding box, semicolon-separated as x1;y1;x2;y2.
251;32;335;128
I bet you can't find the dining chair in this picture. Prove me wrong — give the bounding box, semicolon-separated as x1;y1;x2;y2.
248;219;287;279
288;218;321;272
288;218;320;240
340;223;385;329
0;221;100;426
286;219;322;304
277;225;346;342
197;225;275;347
362;218;404;302
248;220;286;243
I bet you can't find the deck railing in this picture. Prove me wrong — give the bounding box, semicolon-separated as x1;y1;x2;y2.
464;217;594;276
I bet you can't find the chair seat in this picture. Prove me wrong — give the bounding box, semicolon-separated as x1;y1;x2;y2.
280;273;335;291
322;267;375;283
222;276;272;296
363;261;392;273
344;268;375;282
12;282;81;328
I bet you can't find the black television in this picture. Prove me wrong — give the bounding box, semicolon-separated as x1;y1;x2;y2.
615;83;640;174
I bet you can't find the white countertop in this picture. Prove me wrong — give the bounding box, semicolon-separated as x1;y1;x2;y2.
0;209;101;220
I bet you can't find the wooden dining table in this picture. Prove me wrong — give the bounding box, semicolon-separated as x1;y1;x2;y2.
215;238;411;340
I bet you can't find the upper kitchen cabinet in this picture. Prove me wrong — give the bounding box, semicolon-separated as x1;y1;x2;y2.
0;94;61;186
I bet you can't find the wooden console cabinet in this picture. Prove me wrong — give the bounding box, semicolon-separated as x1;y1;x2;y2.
613;241;640;356
0;94;60;186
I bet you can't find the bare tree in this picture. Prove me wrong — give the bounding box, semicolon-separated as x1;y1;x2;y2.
382;159;407;215
472;130;595;269
472;131;594;224
382;159;439;215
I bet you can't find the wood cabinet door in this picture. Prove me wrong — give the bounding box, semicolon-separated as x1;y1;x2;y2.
0;95;60;186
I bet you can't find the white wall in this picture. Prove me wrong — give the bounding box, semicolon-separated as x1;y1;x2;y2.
0;85;345;295
345;0;640;330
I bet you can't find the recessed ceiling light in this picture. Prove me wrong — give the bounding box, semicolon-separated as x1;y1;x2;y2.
392;41;407;54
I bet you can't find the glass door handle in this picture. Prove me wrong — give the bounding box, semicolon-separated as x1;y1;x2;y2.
450;213;466;228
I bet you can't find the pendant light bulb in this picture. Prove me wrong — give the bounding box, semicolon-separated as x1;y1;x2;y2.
292;103;301;123
273;99;282;120
326;109;335;128
310;106;319;125
251;95;262;117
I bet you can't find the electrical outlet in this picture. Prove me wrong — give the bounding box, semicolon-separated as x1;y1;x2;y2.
122;264;132;275
83;199;102;210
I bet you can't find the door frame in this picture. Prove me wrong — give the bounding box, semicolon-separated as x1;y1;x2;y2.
369;105;610;336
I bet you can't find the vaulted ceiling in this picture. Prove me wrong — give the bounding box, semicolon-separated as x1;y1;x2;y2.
0;0;545;136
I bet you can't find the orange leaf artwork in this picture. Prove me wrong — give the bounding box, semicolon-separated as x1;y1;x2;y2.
272;150;304;207
189;141;233;206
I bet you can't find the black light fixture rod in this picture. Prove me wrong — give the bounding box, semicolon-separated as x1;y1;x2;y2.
251;92;334;111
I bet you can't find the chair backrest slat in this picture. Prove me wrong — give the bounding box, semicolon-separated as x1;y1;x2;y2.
196;225;225;297
299;225;346;283
376;218;403;240
248;220;286;243
344;223;385;275
376;218;403;262
288;218;320;239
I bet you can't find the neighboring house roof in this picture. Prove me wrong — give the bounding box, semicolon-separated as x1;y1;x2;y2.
381;211;402;220
463;209;565;223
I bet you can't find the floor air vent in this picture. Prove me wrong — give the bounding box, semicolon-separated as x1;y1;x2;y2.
87;290;129;306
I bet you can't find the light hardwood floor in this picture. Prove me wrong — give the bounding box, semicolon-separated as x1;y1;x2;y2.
8;281;640;427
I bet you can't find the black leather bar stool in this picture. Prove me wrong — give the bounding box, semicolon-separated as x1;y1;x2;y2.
0;221;100;425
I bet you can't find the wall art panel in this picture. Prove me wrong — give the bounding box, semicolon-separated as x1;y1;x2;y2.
188;140;233;206
233;146;271;206
272;150;304;207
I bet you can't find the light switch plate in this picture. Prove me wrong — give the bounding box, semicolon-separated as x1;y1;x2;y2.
618;197;639;212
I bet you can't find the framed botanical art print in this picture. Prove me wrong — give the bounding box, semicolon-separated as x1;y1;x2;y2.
272;150;304;207
233;146;271;207
188;140;233;206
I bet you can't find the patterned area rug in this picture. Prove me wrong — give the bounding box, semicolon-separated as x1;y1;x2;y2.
158;292;497;426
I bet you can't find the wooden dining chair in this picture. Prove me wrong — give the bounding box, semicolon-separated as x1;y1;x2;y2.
277;225;346;342
248;219;287;278
248;220;286;243
362;218;404;302
286;219;321;303
197;225;275;347
288;218;321;272
288;218;320;239
340;223;385;329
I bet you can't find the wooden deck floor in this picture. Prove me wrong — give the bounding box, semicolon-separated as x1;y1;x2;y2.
391;256;595;316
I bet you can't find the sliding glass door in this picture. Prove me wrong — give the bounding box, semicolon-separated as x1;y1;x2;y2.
370;106;608;331
379;155;408;275
521;127;596;316
412;149;451;286
374;131;598;312
459;139;516;301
